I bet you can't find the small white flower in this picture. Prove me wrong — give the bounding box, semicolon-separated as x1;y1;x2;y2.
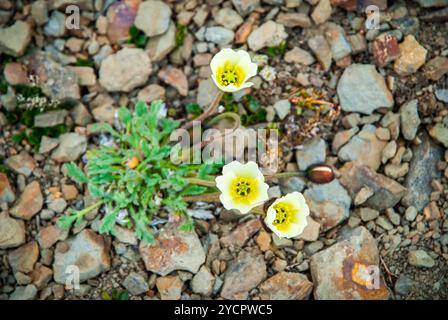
259;65;276;82
215;161;269;214
264;192;310;239
210;48;258;93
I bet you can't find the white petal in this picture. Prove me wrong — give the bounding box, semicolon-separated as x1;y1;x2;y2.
210;48;237;73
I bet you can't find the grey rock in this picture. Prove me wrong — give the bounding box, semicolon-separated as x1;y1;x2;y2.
9;285;37;300
304;180;351;231
247;21;288;51
435;89;448;103
279;176;306;194
273;99;291;120
408;250;435;268
284;47;315;66
339;161;407;211
325;23;352;60
414;0;448;8
394;275;415;296
376;216;393;231
0;21;32;57
338;124;386;171
44;11;66;37
31;0;48;26
295;137;326;171
358;207;380;222
34;110;68;128
197;78;220;108
134;0;172;37
0;212;26;249
205;27;234;46
402;134;443;211
123;272;149;295
39;136;59;154
146;22;176;62
399;100;420;141
310;226;389;300
191;266;215;296
51;133;87;162
337;64;394;114
428;122;448;148
232;0;261;16
405;206;418;222
221;251;266;299
27;51;80;101
307;35;332;71
99;48;152;93
53;229;111;284
215;8;243;30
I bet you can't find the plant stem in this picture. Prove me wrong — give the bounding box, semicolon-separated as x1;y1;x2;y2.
250;205;265;216
183;192;221;203
265;172;303;180
186;177;216;187
77;201;103;218
181;91;224;130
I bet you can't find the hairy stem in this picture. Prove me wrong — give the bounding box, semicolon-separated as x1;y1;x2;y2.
183;192;221;203
186;177;216;187
181;91;224;130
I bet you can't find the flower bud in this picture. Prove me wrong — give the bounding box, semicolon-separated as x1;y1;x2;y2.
307;164;334;184
127;156;139;169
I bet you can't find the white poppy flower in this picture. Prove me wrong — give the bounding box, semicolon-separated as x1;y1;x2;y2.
264;192;310;239
210;48;258;93
215;161;269;214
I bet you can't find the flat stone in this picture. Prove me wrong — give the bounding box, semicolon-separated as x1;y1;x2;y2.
39;136;59;154
9;285;37;300
310;226;389;300
215;8;244;30
37;224;69;249
0;21;32;57
220;219;262;249
106;0;140;44
134;0;172;37
325;23;352;61
51;133;87;162
276;12;312;28
295;137;327;171
232;0;261;16
304;180;351;231
156;275;183;300
3;63;29;85
394;35;427;76
5;152;36;177
197;78;219;108
26;51;80;101
307;35;332;71
191;266;215;296
311;0;332;24
424;56;448;81
99;48;152;92
8;241;39;273
372;33;400;66
205;27;235;46
123;272;149;295
0;172;15;203
247;21;288;51
70;103;92;126
112;225;137;245
428;123;448;148
139;222;205;276
408;250;435;268
337;64;394;114
402;134;443;211
158;67;188;96
258;272;313;300
338;124;387;170
298;216;321;242
71;66;97;86
11;181;43;221
358;207;380;222
146;22;176;62
273;99;291;120
284;47;315;66
332;127;359;153
0;212;26;249
339;161;406;210
30;264;53;289
34;110;68;128
53;229;111;284
221;250;267;299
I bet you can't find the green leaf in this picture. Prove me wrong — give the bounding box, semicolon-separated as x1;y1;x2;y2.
99;209;118;235
186;103;202;115
57;213;78;230
90;123;120;138
118;107;132;125
135;101;148;117
180;185;208;196
179;218;194;232
65;163;88;184
101;292;112;300
128;25;139;38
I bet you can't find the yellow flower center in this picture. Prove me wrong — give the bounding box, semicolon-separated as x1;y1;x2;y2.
230;176;259;204
272;202;299;233
216;62;245;87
